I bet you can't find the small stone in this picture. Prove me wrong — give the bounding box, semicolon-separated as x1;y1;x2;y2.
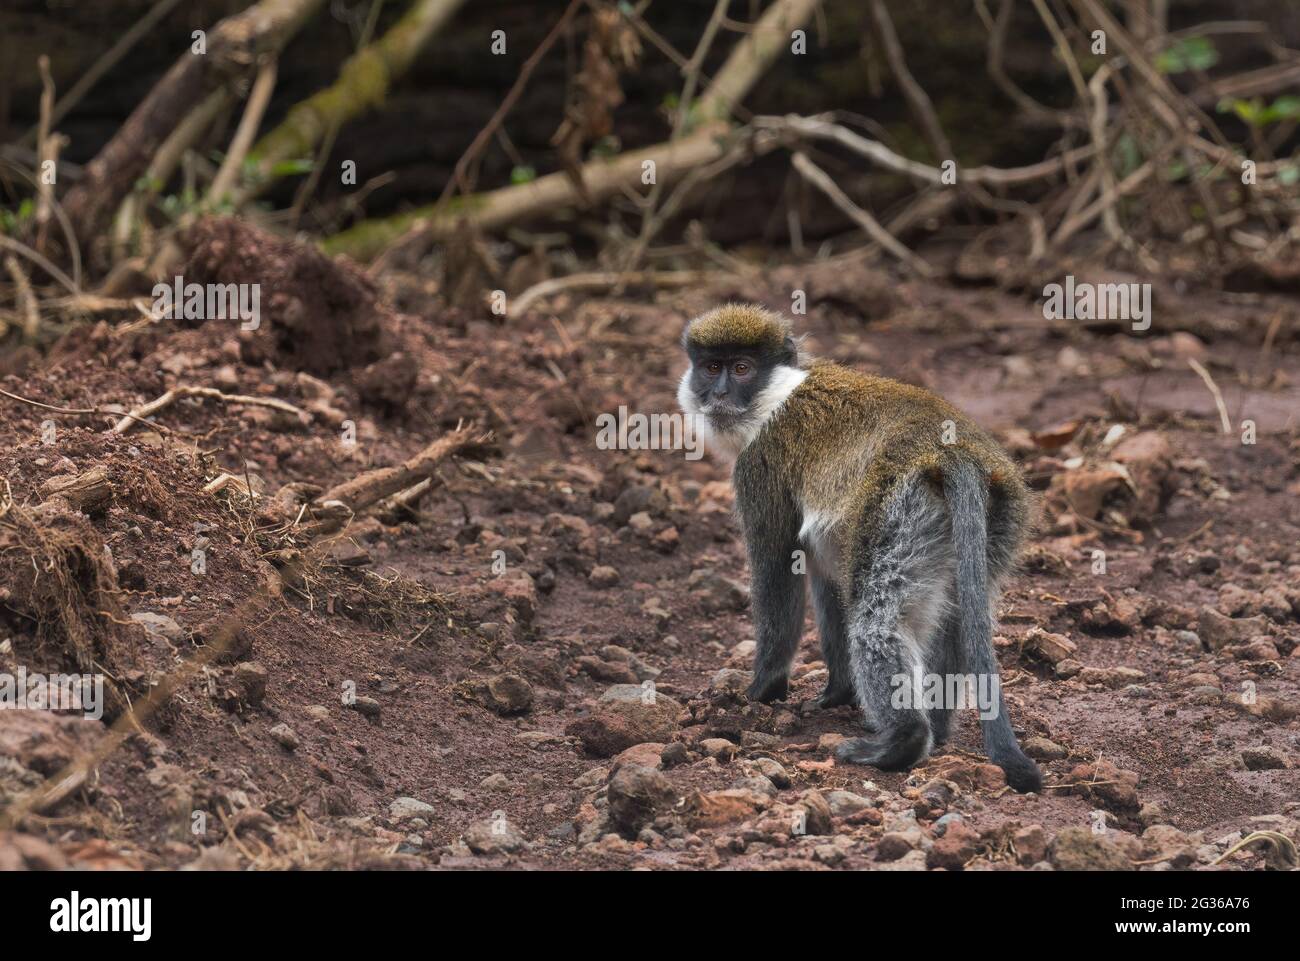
131;612;185;644
660;742;690;768
269;723;299;751
351;695;381;718
927;820;979;870
572;767;608;789
826;790;872;818
1013;825;1049;865
1077;666;1146;688
589;565;621;588
1023;736;1068;761
1197;607;1270;652
565;687;684;758
576;656;638;684
486;673;534;715
1050;826;1130;870
390;797;435;821
607;765;677;835
1241;746;1290;770
813;844;845;866
1138;802;1167;827
698;738;737;762
876;831;921;862
1023;627;1078;665
687;568;748;613
463;817;526;855
709;668;750;696
1233;639;1280;661
1055;658;1082;679
750;757;791;788
731;774;778;799
796;790;834;836
233;662;268;707
479;773;511;790
613;742;666;771
1066;759;1140;812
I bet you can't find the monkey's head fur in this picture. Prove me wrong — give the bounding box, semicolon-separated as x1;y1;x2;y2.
678;304;806;458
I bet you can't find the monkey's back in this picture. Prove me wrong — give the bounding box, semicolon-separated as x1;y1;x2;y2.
744;360;1031;583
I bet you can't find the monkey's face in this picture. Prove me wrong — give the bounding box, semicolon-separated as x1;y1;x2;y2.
682;349;769;425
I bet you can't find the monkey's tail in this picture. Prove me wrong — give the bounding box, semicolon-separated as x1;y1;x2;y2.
943;461;1043;793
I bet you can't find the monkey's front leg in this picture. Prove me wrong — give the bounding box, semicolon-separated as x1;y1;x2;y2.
744;528;806;703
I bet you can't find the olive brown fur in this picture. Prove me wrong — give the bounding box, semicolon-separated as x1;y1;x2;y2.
678;303;1042;792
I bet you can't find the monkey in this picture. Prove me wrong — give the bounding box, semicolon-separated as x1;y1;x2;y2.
677;303;1042;792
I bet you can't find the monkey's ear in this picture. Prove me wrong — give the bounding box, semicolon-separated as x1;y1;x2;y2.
781;334;799;364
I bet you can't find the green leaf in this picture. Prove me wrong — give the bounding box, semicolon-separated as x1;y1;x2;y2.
1260;95;1300;125
270;158;315;177
1113;132;1142;178
1156;36;1218;74
510;165;537;185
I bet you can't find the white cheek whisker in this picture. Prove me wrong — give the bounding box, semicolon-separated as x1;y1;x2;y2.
678;364;806;460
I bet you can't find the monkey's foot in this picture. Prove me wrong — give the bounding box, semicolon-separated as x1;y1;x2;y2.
746;674;789;703
993;750;1043;793
833;726;929;771
813;684;857;710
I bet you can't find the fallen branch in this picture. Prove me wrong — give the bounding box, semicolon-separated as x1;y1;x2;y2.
40;467;114;514
110;385;307;434
0;385;160;432
302;425;486;538
1187;358;1233;435
758;114;1096;187
791;151;934;276
508;269;718;319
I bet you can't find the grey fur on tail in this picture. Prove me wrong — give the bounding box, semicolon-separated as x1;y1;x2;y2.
943;461;1043;793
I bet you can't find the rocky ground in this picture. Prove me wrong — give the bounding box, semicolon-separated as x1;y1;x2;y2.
1;222;1298;870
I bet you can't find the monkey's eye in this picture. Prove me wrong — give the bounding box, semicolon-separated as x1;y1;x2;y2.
733;362;751;377
704;361;723;376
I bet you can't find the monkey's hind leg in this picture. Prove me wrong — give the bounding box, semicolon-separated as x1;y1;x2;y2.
810;572;857;710
834;480;951;770
925;609;961;748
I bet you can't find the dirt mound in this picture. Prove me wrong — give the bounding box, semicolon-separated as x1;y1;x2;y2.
180;216;392;375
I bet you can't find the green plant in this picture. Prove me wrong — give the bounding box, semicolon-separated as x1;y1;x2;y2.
1155;36;1218;74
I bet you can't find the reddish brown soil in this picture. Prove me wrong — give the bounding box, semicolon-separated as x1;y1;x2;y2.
1;250;1297;871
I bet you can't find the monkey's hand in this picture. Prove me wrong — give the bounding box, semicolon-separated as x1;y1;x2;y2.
746;673;789;704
